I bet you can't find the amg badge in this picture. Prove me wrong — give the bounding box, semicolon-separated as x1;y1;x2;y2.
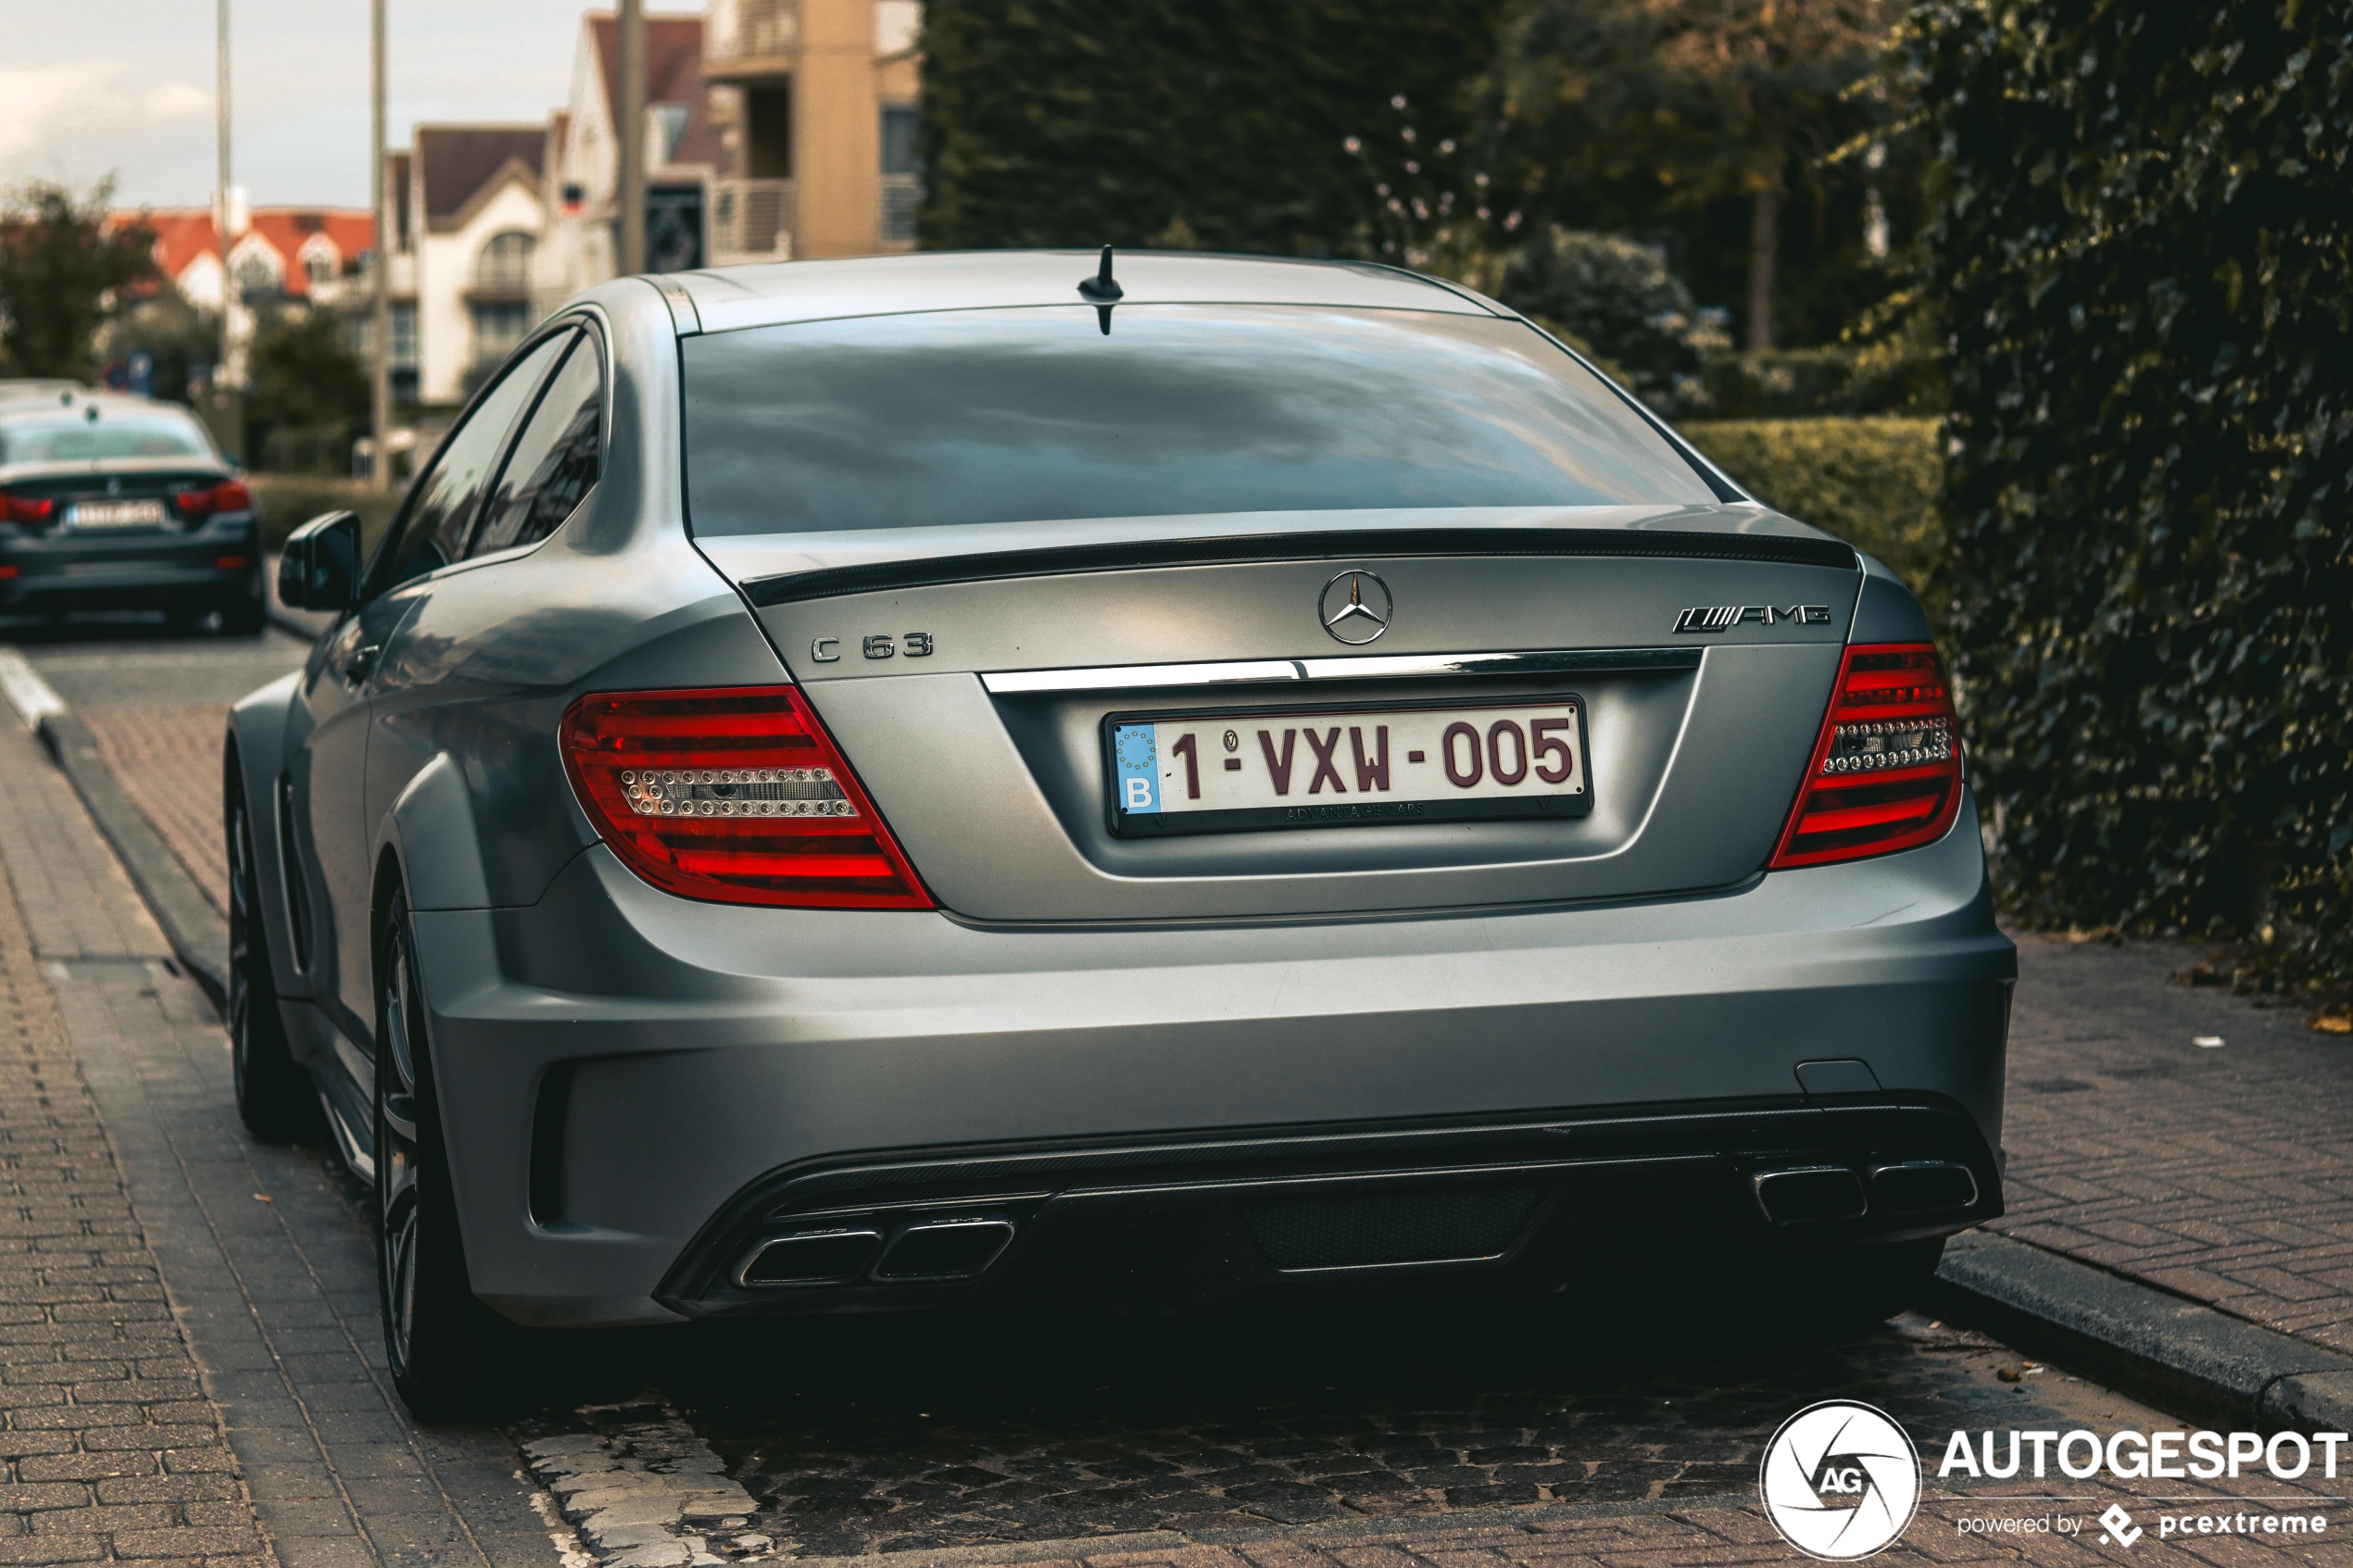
1675;605;1834;633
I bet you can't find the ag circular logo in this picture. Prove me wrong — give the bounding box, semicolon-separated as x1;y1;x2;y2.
1758;1400;1920;1560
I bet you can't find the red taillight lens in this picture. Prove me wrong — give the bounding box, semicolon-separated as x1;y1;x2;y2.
1;491;56;527
173;480;252;520
560;685;933;909
1768;644;1964;870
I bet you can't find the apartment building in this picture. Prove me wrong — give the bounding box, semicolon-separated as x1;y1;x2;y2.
535;0;922;308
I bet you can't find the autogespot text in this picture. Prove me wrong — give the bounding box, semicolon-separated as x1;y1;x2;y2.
1938;1426;2350;1481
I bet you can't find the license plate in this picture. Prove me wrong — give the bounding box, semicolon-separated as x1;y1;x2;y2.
1106;698;1592;836
67;499;165;529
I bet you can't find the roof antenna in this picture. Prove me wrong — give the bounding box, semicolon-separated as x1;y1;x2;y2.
1076;244;1122;333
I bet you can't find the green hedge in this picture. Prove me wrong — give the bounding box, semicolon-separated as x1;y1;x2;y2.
1678;418;1942;606
245;475;403;555
1905;0;2352;989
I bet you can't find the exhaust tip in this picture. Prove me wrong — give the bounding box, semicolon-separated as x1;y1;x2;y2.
739;1227;882;1286
1869;1160;1979;1215
1752;1166;1868;1224
875;1217;1015;1280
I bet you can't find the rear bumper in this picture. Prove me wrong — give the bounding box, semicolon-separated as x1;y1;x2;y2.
0;518;259;608
406;793;2014;1327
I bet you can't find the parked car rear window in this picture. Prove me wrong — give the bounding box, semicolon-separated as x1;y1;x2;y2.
682;305;1715;536
0;410;214;465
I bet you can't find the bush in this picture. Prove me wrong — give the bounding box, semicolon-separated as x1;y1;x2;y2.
1679;418;1941;606
1904;0;2353;991
1490;229;1725;415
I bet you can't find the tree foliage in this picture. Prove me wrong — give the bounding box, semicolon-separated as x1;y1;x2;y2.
245;307;370;475
916;0;1508;256
0;181;156;379
1906;0;2353;984
1485;0;1899;347
1489;228;1727;412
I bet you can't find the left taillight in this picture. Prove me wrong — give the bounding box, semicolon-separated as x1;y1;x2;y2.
1768;643;1964;870
0;490;56;527
560;685;933;909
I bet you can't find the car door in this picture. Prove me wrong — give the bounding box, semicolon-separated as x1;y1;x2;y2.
291;330;575;1147
362;323;606;898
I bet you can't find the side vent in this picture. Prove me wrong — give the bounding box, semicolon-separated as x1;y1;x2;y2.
273;774;313;972
527;1064;574;1226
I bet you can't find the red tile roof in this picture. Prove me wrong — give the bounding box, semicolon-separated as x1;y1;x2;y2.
109;207;374;299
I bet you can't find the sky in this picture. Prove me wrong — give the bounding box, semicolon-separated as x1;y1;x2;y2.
0;0;702;212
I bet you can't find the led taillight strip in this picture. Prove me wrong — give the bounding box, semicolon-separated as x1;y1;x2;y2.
560;686;933;909
1769;644;1966;871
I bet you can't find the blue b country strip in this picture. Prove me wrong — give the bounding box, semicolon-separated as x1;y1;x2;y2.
1112;723;1161;813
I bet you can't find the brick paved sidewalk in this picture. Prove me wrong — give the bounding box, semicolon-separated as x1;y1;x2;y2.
0;751;264;1561
1994;935;2353;1354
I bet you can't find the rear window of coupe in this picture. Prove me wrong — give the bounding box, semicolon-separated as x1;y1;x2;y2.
0;409;214;465
681;305;1716;536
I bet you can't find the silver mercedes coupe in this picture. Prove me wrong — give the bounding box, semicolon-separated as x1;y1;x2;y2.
230;250;2013;1417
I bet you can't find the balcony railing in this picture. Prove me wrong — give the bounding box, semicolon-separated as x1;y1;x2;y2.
880;174;921;248
711;177;798;262
707;0;799;81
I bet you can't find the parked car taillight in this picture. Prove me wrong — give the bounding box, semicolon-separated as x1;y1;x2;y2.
0;490;56;527
1768;644;1964;870
560;685;933;909
172;480;254;520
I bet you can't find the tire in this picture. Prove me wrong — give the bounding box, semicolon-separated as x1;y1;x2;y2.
226;761;322;1142
219;588;265;637
376;891;518;1420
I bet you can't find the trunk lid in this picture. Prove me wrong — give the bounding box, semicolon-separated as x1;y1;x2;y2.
698;508;1861;922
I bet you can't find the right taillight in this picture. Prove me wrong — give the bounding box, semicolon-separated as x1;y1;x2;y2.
1768;643;1963;870
560;684;933;909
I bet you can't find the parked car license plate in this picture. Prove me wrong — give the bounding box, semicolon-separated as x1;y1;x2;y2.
1106;698;1592;836
67;499;165;529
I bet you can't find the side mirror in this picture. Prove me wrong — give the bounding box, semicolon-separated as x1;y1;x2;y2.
279;510;362;611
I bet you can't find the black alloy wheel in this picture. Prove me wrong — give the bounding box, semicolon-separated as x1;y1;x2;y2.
226;759;321;1141
375;891;517;1418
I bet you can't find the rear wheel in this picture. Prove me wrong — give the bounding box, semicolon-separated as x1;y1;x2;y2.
376;891;517;1419
219;586;265;636
226;762;321;1142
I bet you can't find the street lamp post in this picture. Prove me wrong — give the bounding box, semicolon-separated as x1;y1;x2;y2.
370;0;392;489
215;0;232;392
618;0;646;275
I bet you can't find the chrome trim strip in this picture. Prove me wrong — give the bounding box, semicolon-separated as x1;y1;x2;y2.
981;646;1701;695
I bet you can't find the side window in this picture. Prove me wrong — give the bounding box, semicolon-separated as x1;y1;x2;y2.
371;330;574;594
472;331;603;556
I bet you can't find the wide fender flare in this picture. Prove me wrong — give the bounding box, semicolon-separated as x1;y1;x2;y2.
375;752;495;914
227;671;304;991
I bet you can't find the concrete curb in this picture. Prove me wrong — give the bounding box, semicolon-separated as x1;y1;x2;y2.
1929;1228;2353;1436
36;711;231;1008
